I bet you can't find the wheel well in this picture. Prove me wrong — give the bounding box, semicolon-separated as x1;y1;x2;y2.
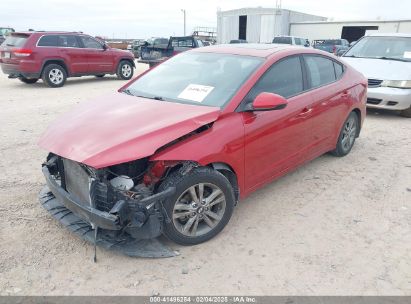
209;162;239;203
41;60;69;76
119;58;135;67
352;108;361;137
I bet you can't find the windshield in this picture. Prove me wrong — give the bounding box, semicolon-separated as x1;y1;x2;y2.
273;37;292;44
0;28;14;36
344;36;411;61
315;39;342;45
126;52;263;108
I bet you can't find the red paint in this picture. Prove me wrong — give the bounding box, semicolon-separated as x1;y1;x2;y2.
252;92;288;110
39;45;367;200
0;31;134;79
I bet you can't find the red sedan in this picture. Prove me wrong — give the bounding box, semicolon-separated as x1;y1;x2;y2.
39;44;366;257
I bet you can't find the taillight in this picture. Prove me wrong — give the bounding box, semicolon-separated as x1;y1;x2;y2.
14;49;33;57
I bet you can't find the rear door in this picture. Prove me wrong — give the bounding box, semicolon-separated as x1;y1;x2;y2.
241;55;314;192
79;35;114;73
36;34;88;75
302;54;348;157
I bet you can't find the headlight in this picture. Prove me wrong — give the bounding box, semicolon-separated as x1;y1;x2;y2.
381;80;411;89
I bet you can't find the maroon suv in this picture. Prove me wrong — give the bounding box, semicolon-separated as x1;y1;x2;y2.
0;31;135;87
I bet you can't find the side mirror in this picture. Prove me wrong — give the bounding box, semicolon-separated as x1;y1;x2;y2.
102;43;108;50
251;92;288;111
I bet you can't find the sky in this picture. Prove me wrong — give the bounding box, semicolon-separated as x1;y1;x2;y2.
1;0;411;39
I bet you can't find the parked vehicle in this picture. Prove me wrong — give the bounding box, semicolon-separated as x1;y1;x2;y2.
343;33;411;117
0;27;15;45
313;39;350;55
131;39;148;58
202;40;211;46
138;36;203;68
38;44;366;256
229;39;248;44
273;36;310;47
0;31;135;87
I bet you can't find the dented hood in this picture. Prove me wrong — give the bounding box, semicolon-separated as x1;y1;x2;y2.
38;93;220;168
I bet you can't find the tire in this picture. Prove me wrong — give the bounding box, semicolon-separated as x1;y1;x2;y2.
331;112;359;157
41;64;67;88
95;74;105;78
116;60;134;80
158;166;235;245
18;77;38;84
400;105;411;118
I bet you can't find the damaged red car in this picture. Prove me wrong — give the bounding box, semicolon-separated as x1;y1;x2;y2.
38;44;367;257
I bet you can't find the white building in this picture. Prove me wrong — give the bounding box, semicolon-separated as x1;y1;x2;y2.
217;7;326;44
290;20;411;42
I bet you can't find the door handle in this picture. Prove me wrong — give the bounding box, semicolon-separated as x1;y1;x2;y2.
298;107;313;117
341;91;350;99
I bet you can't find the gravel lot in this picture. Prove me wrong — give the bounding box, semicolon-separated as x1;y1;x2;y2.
0;62;410;295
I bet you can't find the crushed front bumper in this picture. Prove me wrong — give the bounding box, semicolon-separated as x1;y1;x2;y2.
40;159;178;258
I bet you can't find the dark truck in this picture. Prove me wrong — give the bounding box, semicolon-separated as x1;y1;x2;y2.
0;27;15;45
138;36;204;67
313;39;350;56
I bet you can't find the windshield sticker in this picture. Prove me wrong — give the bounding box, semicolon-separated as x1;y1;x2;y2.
178;84;214;102
403;51;411;59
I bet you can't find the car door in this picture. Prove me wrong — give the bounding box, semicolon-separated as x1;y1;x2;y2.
302;54;348;157
241;55;314;192
56;35;88;74
79;35;114;73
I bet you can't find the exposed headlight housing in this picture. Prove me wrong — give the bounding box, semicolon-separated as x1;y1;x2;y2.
381;80;411;89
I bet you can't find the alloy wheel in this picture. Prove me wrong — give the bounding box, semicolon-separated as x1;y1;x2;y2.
341;116;357;152
48;69;64;85
172;183;226;237
121;64;132;78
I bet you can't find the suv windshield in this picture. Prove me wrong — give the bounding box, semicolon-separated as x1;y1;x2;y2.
125;52;263;108
344;36;411;61
273;37;292;44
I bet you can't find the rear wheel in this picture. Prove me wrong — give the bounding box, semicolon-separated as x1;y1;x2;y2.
400;105;411;118
116;60;133;80
331;112;359;157
158;167;235;245
42;64;67;88
18;77;38;84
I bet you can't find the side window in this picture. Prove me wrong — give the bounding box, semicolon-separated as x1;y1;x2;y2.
58;35;79;48
80;36;103;49
246;56;304;101
304;55;336;88
334;61;344;79
38;35;59;47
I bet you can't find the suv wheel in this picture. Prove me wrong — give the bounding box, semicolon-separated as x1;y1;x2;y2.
42;64;67;88
116;60;134;80
158;167;235;245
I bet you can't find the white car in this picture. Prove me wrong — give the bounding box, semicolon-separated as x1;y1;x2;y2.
342;33;411;117
272;36;310;47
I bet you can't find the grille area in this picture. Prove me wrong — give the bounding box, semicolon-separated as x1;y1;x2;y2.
368;79;383;88
367;98;382;105
63;158;91;206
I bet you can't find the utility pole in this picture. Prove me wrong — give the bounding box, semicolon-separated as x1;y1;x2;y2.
181;9;186;36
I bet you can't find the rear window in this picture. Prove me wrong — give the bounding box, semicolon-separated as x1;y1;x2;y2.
273;37;292;44
2;34;29;47
171;38;194;47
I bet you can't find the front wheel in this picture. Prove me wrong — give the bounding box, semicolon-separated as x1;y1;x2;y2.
18;77;38;84
116;60;134;80
400;105;411;118
158;167;235;245
331;112;359;157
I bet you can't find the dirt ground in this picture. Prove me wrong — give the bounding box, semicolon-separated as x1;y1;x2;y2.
0;63;410;296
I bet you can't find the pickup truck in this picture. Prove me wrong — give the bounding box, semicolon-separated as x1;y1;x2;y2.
313;39;350;55
138;36;204;67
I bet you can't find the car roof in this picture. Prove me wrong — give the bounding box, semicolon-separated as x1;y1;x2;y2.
193;43;312;58
366;32;411;38
12;31;83;36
